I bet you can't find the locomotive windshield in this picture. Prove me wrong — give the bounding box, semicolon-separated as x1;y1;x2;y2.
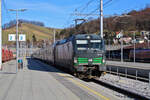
90;40;102;50
76;40;103;50
76;40;88;50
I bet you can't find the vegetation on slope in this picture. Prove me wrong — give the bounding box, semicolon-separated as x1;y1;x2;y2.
2;23;61;45
58;6;150;40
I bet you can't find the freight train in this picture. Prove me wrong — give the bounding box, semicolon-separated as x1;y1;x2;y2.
32;34;106;79
129;49;150;62
106;48;150;62
2;48;14;62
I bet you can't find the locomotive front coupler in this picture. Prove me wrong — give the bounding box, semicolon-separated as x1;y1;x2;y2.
83;66;97;74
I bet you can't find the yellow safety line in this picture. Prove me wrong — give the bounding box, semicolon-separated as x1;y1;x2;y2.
58;73;68;77
58;73;109;100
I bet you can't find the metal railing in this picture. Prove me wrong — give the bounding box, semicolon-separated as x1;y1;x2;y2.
107;66;149;82
106;66;150;95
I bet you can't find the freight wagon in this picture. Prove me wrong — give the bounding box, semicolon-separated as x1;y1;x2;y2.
129;49;150;62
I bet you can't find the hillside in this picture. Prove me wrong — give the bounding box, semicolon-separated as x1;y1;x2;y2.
59;7;150;39
2;23;61;45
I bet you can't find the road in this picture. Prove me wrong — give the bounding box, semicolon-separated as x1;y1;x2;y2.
0;58;126;100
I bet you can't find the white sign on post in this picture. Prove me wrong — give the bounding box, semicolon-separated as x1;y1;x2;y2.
19;34;26;41
8;34;16;41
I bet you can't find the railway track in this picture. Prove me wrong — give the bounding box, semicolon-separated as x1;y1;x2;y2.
94;74;150;100
63;67;150;99
35;59;150;100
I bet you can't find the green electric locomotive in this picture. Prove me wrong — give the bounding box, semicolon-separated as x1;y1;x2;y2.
54;34;106;78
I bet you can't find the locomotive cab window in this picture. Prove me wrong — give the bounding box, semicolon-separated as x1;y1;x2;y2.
75;39;103;50
76;40;88;50
90;40;102;50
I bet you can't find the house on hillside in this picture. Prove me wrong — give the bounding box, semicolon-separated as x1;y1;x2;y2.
141;31;150;36
116;31;123;39
114;31;133;44
121;37;132;44
141;31;150;40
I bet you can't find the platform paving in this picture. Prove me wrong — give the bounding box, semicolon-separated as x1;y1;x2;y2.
0;58;123;100
0;59;80;100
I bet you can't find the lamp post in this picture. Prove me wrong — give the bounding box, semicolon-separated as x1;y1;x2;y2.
0;0;2;70
133;32;136;63
100;0;103;38
8;9;27;73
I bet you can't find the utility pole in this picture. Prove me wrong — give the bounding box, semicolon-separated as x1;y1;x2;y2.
134;32;136;63
53;29;55;43
121;39;123;62
9;9;27;73
0;0;2;70
30;39;33;57
100;0;103;38
148;34;149;48
109;39;110;59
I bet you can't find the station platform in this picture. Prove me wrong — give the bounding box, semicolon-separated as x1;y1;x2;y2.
106;60;150;70
106;60;150;78
0;58;121;100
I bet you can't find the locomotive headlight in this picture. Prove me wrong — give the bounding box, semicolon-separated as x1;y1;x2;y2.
102;59;105;63
74;58;77;63
88;58;92;62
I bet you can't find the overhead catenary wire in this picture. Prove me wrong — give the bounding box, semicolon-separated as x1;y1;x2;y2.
62;9;77;28
64;0;141;30
83;7;99;18
2;0;14;21
63;0;115;28
74;0;115;19
104;0;113;6
79;0;96;13
62;0;97;28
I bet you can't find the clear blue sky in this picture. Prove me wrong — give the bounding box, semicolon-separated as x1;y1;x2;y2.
2;0;150;29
